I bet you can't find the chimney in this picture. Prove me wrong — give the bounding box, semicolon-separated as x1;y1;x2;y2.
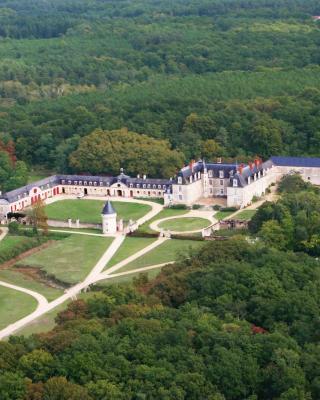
254;158;259;168
143;174;146;180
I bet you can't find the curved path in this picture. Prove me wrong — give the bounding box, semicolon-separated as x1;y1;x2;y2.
0;280;48;311
150;209;215;234
0;196;165;339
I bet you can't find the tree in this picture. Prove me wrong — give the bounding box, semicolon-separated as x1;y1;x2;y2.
0;372;26;400
19;349;54;382
258;220;288;250
70;128;185;178
29;199;48;235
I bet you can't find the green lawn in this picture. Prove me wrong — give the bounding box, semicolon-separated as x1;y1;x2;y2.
234;210;257;221
214;210;235;221
0;286;38;330
106;237;156;269
138;208;188;233
114;239;205;274
45;199;151;223
99;266;164;286
0;269;62;301
0;235;31;252
16;235;114;285
158;217;210;232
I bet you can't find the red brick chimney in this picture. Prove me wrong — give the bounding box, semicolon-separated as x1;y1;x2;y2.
254;158;259;168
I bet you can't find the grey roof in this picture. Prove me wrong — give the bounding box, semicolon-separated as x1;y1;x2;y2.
271;156;320;168
102;201;116;215
0;175;60;203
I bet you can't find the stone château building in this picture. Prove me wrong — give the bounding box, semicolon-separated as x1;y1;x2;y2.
1;156;320;219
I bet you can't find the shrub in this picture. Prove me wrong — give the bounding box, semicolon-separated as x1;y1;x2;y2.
192;204;202;209
8;221;20;234
213;205;222;211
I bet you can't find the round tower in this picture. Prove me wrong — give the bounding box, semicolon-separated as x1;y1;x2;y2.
101;200;117;234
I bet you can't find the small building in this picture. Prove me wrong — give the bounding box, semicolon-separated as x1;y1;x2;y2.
101;201;117;235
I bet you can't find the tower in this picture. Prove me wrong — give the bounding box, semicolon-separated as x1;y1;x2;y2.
101;200;117;234
202;159;209;198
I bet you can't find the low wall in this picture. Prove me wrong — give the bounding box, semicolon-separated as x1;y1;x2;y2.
47;219;102;230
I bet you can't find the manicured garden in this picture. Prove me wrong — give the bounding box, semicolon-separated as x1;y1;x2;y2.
0;286;38;330
16;234;114;285
0;269;62;301
158;217;210;232
114;239;205;274
106;237;156;269
45;199;151;223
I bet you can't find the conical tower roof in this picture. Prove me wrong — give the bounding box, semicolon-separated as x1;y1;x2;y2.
102;200;116;215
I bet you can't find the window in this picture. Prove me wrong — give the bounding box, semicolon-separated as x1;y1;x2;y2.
163;185;166;189
208;170;213;177
100;182;103;186
210;188;213;194
94;182;97;186
220;180;223;185
179;195;183;200
137;184;140;188
178;177;182;184
143;184;146;189
179;186;182;192
233;179;238;187
79;181;82;185
219;170;224;179
130;183;133;188
220;189;224;195
209;179;213;185
158;185;161;189
62;180;65;184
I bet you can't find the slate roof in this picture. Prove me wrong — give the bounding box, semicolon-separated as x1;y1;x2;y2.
102;201;116;215
0;175;60;203
271;156;320;168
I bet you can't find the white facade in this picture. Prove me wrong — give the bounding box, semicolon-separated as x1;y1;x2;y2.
102;213;117;235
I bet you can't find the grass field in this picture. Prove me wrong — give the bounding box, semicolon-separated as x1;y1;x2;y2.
45;199;151;223
16;235;113;285
0;286;38;330
214;210;235;221
0;269;62;301
99;266;164;286
234;210;257;220
114;239;205;274
106;237;156;269
138;208;188;233
158;217;210;232
0;235;32;252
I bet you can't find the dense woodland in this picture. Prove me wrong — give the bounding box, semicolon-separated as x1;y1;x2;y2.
1;177;320;399
1;2;320;398
0;0;319;182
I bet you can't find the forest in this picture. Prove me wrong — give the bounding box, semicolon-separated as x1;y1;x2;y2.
1;176;320;399
0;0;319;181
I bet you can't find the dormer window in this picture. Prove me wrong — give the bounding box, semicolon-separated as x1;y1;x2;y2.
233;179;238;187
248;177;251;185
219;170;224;179
208;170;213;178
178;177;182;184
